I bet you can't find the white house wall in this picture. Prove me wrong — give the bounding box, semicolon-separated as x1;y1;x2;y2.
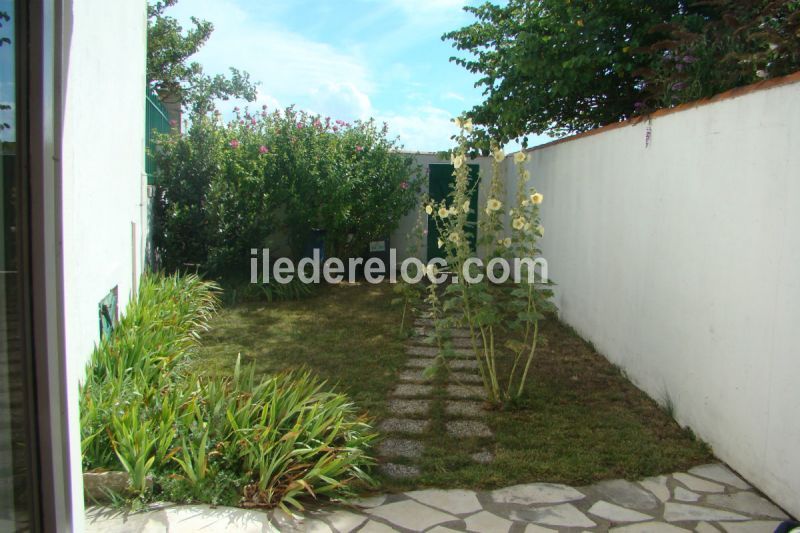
60;0;148;528
506;77;800;517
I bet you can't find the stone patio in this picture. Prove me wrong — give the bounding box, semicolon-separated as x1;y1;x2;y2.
85;462;792;532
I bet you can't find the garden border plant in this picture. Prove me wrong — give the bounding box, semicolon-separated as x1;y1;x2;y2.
80;273;376;511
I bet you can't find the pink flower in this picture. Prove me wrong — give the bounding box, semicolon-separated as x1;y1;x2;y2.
233;106;240;113
400;181;409;190
313;119;322;128
355;145;364;152
229;139;240;149
259;145;269;154
296;122;304;129
251;118;257;125
262;104;268;110
169;119;177;127
332;125;339;132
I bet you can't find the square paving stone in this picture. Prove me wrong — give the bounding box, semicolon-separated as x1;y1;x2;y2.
673;472;725;493
387;399;431;417
444;400;486;418
446;384;485;399
405;358;437;369
366;499;457;531
377;438;424;459
445;420;493;438
704;492;788;519
448;359;478;370
588;501;652;523
406;345;440;357
491;483;585;505
447;371;483;384
378;463;420;479
638;475;670;503
464;511;512;532
378;418;430;435
405;488;483;515
594;479;659;510
448;337;473;348
390;383;434;398
398;369;433;382
688;464;750;490
511;503;597;528
663;502;747;522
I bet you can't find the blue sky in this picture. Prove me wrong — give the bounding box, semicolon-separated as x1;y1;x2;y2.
169;0;545;151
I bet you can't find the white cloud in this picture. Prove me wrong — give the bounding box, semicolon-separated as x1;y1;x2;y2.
168;0;373;121
379;105;457;152
307;82;373;120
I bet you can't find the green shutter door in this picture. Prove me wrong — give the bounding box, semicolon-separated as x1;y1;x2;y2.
426;163;480;262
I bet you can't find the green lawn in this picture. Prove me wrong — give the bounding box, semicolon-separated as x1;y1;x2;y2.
194;282;712;491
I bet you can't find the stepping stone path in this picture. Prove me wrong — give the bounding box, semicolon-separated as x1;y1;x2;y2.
86;462;794;532
378;314;496;479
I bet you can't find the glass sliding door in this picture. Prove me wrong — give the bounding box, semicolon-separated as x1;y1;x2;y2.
1;0;38;530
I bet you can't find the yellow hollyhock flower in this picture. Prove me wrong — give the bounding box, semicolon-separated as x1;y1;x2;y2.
449;206;458;216
514;152;527;164
530;192;543;205
425;204;433;215
524;222;532;232
513;216;526;230
448;232;461;244
463;118;473;132
492;147;505;162
453;117;462;129
438;206;449;218
426;263;439;278
451;153;465;169
502;237;512;248
537;224;544;236
462;200;470;213
437;238;444;249
521;199;530;207
521;169;531;182
487;198;502;211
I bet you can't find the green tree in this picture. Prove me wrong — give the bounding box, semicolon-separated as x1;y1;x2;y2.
445;0;800;146
147;0;257;113
638;0;800;111
444;0;678;146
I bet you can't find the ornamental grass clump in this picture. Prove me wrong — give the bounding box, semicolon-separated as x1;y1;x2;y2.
425;121;556;408
80;273;376;510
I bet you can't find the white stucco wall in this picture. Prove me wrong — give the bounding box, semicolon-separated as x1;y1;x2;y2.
505;78;800;517
60;1;148;528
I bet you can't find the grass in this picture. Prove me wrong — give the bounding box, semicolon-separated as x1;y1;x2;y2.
192;282;407;421
195;282;713;492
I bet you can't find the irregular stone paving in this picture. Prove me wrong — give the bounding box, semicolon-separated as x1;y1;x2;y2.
86;463;794;532
379;315;494;478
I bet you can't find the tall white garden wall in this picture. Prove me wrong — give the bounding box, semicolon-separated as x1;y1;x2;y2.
508;74;800;517
59;1;148;527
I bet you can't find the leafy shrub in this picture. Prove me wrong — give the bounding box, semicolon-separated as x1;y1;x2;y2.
80;273;376;510
445;0;800;144
153;106;422;281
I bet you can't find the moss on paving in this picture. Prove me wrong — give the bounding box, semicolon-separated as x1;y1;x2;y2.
194;282;713;492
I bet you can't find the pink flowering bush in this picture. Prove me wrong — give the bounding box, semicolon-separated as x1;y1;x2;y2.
153;106;421;278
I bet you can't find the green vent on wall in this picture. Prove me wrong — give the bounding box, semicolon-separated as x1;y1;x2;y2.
98;286;118;340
